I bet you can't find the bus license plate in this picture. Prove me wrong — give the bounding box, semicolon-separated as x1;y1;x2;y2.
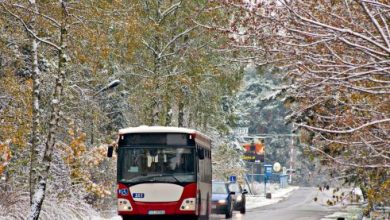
148;210;165;215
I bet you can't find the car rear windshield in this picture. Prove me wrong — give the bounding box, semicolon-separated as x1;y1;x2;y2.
229;183;240;192
212;182;227;194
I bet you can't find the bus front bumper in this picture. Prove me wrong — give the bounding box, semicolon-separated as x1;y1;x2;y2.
119;201;196;216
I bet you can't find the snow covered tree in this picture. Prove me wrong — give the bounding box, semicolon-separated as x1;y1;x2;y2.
0;1;132;218
233;64;292;165
212;142;245;181
117;0;242;130
212;0;390;208
1;1;244;218
283;0;390;207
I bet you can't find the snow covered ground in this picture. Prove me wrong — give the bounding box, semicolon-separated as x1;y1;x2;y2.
311;187;365;220
321;207;364;220
92;216;121;220
245;184;299;210
91;210;121;220
245;185;367;219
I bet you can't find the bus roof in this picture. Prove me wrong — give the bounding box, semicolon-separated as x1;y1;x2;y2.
119;126;211;143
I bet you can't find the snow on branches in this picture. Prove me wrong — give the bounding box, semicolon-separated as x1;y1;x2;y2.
62;127;112;198
212;0;390;206
281;0;390;171
0;142;11;177
217;0;390;168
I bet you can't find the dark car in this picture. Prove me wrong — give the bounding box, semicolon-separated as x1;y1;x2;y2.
211;181;235;219
228;182;248;214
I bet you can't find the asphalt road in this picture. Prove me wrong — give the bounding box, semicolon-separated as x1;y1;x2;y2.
211;187;339;220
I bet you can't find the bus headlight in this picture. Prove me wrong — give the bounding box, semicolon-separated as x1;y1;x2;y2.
218;199;226;204
118;198;132;211
180;198;196;211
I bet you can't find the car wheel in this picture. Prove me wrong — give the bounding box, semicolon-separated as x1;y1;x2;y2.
240;204;246;214
225;210;232;219
225;202;233;219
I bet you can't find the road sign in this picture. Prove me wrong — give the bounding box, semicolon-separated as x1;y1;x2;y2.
264;164;273;178
263;164;273;196
234;127;249;136
229;175;237;183
273;162;281;172
242;142;264;162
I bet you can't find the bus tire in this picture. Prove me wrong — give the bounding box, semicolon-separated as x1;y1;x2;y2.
197;193;202;217
205;194;210;220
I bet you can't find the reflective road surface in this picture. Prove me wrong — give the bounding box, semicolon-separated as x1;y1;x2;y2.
210;187;341;220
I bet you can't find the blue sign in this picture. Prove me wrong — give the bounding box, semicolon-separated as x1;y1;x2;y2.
118;188;129;196
229;175;237;183
132;193;145;198
264;164;273;178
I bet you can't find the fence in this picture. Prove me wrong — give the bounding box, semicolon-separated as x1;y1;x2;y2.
245;174;289;188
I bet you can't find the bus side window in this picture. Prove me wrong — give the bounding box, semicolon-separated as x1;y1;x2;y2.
197;144;204;181
206;150;211;181
198;148;205;160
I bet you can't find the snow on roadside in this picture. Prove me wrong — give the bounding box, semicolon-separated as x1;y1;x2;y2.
314;187;366;220
91;216;122;220
313;187;364;208
246;185;299;210
90;209;121;220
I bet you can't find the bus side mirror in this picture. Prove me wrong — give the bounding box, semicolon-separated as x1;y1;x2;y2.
107;146;114;158
198;149;205;160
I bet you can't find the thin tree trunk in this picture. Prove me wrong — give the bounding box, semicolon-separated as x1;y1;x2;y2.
151;94;161;125
187;112;193;128
28;2;68;219
178;101;184;127
202;113;207;130
151;50;161;125
165;102;172;126
29;0;41;205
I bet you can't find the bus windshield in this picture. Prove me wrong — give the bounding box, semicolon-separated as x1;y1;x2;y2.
118;147;196;184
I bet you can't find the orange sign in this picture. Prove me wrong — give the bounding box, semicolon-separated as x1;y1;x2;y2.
242;142;264;162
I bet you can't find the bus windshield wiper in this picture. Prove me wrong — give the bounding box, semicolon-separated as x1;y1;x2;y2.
144;174;181;183
157;174;181;182
127;173;181;183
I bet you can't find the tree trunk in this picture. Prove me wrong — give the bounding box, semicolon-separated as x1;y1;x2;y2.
151;96;161;125
178;101;184;127
187;112;193;128
165;102;172;126
29;0;41;205
28;2;68;219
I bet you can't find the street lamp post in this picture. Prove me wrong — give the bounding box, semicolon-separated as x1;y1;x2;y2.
90;79;121;145
93;79;121;97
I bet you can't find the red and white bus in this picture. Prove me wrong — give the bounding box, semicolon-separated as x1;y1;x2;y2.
107;126;212;220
